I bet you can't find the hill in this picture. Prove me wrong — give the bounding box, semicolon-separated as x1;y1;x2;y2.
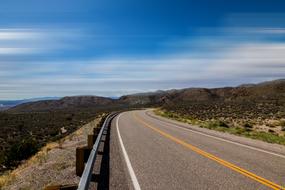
159;79;285;120
8;96;115;113
159;79;285;104
0;97;60;111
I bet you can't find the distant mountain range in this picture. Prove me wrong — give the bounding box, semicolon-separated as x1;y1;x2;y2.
6;79;285;113
0;97;61;110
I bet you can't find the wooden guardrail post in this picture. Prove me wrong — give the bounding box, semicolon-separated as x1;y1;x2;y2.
76;146;93;176
93;127;100;136
76;147;85;176
44;184;77;190
87;135;94;149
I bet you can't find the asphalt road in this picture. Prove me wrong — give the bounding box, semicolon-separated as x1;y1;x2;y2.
109;110;285;190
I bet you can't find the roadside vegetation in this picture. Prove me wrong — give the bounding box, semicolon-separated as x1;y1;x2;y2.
0;111;100;174
154;109;285;145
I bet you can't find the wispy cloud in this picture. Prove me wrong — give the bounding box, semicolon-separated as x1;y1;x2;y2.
0;29;42;40
0;28;84;55
0;47;40;55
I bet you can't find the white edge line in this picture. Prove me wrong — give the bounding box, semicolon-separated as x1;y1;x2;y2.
146;111;285;159
116;113;142;190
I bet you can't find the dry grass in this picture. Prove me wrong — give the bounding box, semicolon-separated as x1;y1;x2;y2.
0;116;103;190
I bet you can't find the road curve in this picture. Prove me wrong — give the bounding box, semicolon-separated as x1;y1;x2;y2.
109;110;285;190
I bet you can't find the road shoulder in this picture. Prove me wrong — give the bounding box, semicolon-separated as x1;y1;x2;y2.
109;114;132;190
147;109;285;157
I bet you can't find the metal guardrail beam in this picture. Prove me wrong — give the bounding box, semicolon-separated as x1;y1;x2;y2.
77;113;116;190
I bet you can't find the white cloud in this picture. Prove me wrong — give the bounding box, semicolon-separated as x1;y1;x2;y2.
0;28;83;55
205;42;285;78
0;29;42;40
255;28;285;34
0;47;39;54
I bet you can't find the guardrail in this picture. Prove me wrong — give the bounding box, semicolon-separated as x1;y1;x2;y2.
77;113;117;190
45;113;117;190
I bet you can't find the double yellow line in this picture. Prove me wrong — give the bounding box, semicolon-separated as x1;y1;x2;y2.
133;113;284;190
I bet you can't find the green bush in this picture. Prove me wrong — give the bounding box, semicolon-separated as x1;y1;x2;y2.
268;129;275;133
249;131;285;145
205;120;229;129
279;120;285;127
244;123;253;129
96;114;107;128
218;121;229;128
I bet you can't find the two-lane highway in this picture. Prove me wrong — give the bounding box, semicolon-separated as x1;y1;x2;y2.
109;110;285;190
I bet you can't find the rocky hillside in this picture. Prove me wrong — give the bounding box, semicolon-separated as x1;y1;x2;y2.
8;96;116;112
117;90;165;106
7;79;285;115
160;79;285;105
153;80;284;124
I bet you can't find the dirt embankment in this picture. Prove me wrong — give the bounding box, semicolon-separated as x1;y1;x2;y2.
0;117;101;190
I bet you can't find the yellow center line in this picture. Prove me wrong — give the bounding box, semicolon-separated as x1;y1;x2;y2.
133;113;284;190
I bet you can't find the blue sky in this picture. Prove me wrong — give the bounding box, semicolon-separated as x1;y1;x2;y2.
0;0;285;99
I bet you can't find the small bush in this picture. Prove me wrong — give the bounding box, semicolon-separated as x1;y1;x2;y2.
218;121;229;128
96;114;107;128
244;123;253;129
205;120;229;129
249;131;285;145
66;116;72;121
279;120;285;127
268;129;275;133
244;128;252;132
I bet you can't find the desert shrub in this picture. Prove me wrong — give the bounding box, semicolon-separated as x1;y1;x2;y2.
279;120;285;127
49;130;59;137
268;129;275;133
66;117;72;121
244;123;253;129
0;154;5;166
218;121;229;128
249;131;285;145
96;114;107;128
235;127;247;135
206;120;229;129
